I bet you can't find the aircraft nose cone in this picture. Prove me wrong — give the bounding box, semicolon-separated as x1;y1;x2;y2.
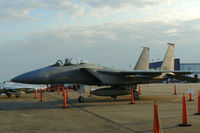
11;67;50;84
11;73;35;84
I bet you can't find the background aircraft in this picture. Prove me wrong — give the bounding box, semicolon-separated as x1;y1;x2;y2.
11;43;196;102
0;81;46;97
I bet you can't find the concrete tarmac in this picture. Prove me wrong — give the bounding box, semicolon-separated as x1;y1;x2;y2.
0;83;200;133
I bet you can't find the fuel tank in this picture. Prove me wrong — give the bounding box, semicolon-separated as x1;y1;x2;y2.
91;87;131;96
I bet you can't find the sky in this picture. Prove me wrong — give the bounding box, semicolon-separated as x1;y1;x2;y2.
1;0;200;82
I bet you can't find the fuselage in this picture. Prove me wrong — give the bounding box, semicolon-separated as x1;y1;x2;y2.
11;63;165;86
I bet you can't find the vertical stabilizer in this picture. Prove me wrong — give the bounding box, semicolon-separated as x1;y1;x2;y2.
161;43;174;71
134;47;149;70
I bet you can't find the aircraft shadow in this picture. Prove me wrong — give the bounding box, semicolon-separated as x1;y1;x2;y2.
81;97;131;103
0;100;94;111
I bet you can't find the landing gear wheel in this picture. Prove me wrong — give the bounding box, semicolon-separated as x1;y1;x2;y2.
134;91;139;100
15;94;20;98
6;93;11;97
78;96;84;103
111;96;117;99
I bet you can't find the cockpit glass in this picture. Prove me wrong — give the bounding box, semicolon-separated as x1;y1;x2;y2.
50;58;89;67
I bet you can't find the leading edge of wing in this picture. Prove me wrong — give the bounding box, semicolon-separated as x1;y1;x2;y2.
97;70;194;77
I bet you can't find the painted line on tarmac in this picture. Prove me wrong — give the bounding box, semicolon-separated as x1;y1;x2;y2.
46;93;138;133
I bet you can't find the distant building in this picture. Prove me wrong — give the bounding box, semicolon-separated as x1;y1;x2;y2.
180;63;200;74
149;58;180;70
149;58;200;78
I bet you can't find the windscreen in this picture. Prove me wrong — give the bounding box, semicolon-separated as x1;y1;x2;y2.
51;58;89;67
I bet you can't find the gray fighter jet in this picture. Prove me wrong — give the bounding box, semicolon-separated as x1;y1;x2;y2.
0;81;46;97
11;43;195;102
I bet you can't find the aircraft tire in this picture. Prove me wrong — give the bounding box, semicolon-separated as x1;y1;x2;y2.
111;96;117;99
78;96;84;103
6;93;11;97
15;94;20;98
134;91;139;100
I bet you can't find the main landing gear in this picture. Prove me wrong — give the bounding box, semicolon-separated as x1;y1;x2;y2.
15;93;21;98
78;96;84;103
134;91;139;100
77;84;85;103
6;93;11;97
111;96;117;99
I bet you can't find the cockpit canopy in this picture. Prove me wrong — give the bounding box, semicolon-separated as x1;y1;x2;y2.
51;58;89;67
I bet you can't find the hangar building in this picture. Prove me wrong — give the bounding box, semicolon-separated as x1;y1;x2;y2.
149;58;180;70
149;58;200;78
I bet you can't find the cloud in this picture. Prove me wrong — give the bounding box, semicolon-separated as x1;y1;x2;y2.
57;14;65;23
83;0;200;23
1;0;200;81
0;6;38;21
1;0;200;23
0;0;84;21
70;6;85;19
81;0;175;9
164;29;179;36
151;3;200;23
2;18;200;68
0;0;38;21
83;0;176;18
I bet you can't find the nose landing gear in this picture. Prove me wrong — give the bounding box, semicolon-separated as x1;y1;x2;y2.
78;96;84;103
77;84;85;103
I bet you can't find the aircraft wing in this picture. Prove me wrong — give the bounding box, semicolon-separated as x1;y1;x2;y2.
98;70;177;77
80;68;195;82
97;70;195;80
80;69;164;78
171;71;194;74
166;71;198;82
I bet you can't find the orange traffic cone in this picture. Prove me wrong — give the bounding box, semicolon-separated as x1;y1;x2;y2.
62;87;67;108
179;93;192;126
194;93;200;115
66;87;69;99
35;88;37;99
174;84;177;95
58;87;60;95
129;88;135;104
40;89;43;102
154;100;160;133
188;92;193;101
